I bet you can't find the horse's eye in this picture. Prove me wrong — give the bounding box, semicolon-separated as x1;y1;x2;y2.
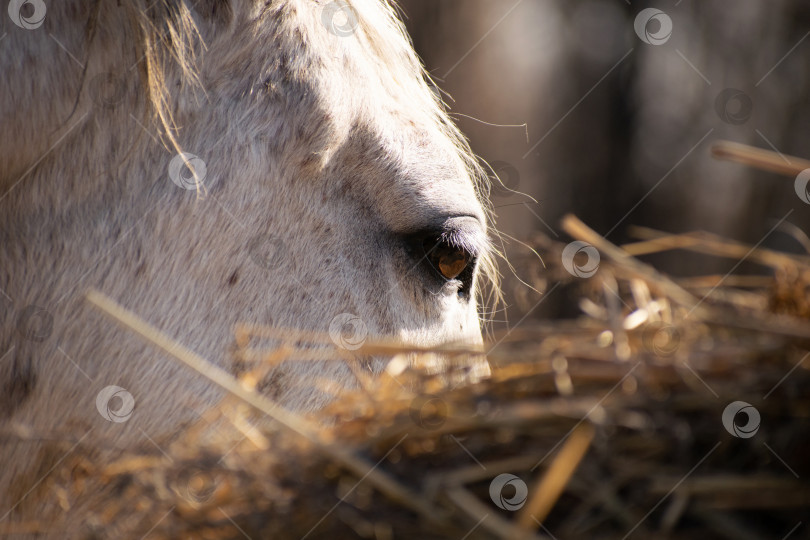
424;239;470;280
404;217;483;297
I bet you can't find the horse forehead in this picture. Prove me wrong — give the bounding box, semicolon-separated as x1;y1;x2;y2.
257;14;471;170
319;124;483;232
246;1;481;217
265;0;437;130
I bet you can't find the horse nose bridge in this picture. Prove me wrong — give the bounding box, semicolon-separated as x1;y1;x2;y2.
373;142;487;231
388;171;486;234
339;118;484;222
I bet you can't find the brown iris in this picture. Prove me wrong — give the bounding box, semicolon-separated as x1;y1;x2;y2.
425;241;470;280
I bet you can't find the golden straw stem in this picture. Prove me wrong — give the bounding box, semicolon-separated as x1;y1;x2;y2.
517;423;595;529
623;226;810;268
85;289;442;523
560;215;707;317
711;140;810;177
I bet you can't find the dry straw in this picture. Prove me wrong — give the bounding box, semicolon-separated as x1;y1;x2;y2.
19;141;809;538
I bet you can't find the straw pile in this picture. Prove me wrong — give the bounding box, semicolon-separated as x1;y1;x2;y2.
38;207;808;540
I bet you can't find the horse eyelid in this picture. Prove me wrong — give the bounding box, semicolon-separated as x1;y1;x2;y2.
399;231;476;299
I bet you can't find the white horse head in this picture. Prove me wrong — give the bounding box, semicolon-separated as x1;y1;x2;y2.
0;0;498;527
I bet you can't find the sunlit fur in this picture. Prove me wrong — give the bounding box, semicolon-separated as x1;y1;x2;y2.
0;0;500;532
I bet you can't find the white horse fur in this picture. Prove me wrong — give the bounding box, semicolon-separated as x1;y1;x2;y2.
0;0;498;530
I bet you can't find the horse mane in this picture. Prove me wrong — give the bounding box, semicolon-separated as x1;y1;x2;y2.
120;0;211;160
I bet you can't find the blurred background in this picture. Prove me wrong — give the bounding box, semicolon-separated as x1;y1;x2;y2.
397;0;810;326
